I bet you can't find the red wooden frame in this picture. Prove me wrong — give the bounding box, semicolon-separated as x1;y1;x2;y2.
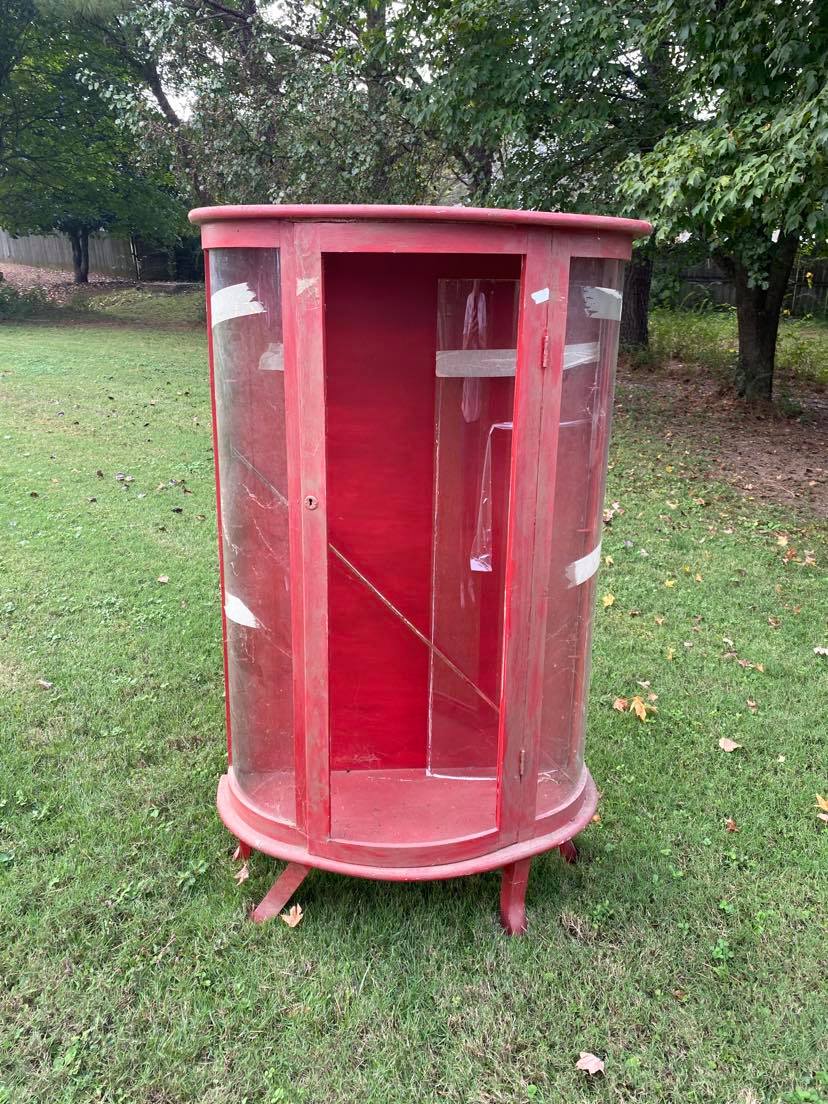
195;204;651;931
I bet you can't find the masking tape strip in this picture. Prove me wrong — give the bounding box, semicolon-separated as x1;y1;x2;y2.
224;593;261;628
563;341;600;370
211;283;266;327
436;349;516;377
531;287;550;304
583;286;622;321
565;543;602;588
435;341;600;377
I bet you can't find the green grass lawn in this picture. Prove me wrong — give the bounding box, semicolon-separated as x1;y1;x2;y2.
0;315;826;1104
74;287;206;327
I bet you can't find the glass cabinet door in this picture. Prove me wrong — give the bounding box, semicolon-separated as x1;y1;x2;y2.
536;257;624;819
320;252;523;848
209;248;296;825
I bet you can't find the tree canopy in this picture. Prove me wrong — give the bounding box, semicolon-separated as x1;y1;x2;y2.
623;0;828;397
2;0;826;393
0;12;184;281
410;0;828;396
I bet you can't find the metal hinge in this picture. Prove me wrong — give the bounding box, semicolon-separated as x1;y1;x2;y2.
519;748;526;778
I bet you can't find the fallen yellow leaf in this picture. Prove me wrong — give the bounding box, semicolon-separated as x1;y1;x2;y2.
602;593;615;608
664;578;676;588
718;737;742;753
604;555;614;566
815;795;828;813
281;904;304;928
666;647;676;661
612;697;628;712
575;1052;605;1075
630;695;657;721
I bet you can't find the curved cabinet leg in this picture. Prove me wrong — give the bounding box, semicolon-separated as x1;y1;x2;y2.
499;857;531;935
251;862;310;924
558;839;578;865
232;840;252;862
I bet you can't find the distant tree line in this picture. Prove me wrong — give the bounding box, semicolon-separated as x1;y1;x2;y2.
0;0;825;400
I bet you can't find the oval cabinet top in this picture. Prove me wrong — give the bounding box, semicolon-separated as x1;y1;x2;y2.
189;203;652;239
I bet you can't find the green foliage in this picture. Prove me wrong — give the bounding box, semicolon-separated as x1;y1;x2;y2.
647;309;828;388
0;14;185;246
412;0;826;396
49;0;447;206
623;0;828;286
649;309;737;377
777;318;828;387
0;281;50;320
412;0;675;210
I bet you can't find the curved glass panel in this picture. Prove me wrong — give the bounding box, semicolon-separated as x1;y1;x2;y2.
209;248;295;824
537;258;624;818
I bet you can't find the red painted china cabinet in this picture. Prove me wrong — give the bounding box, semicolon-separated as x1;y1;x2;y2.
189;204;651;933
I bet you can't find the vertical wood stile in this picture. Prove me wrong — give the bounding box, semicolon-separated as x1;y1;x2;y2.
497;231;553;842
292;224;331;850
280;225;308;832
516;233;571;838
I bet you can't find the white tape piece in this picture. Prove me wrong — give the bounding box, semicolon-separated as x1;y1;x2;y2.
436;348;516;377
563;341;600;370
211;283;266;328
583;286;622;321
259;343;284;371
565;543;602;588
224;593;261;628
531;287;550;304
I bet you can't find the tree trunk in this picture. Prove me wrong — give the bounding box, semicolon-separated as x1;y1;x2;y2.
620;248;653;348
67;227;90;284
79;228;90;284
730;235;798;401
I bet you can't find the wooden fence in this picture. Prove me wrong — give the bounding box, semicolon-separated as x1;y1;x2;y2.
0;229;137;278
671;257;828;318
